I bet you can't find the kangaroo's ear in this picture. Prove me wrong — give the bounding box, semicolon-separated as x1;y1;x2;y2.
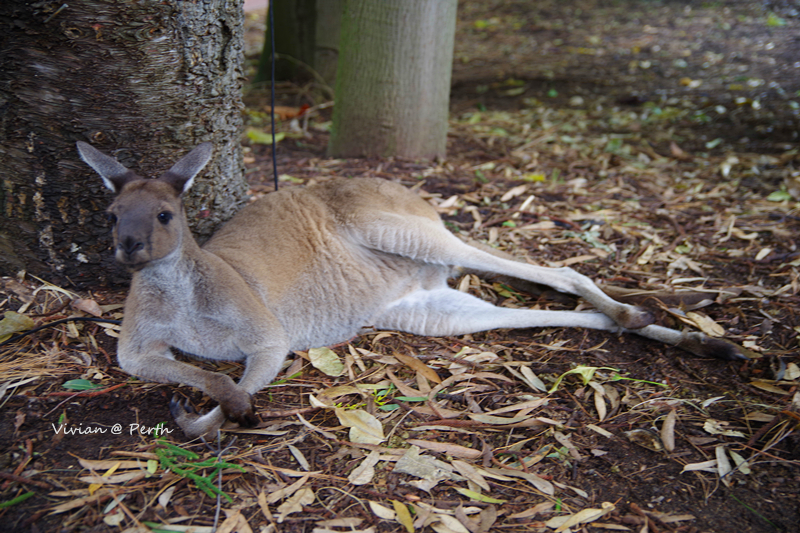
161;143;213;195
76;142;136;193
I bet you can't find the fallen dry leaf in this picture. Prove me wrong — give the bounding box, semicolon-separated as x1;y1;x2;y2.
276;487;314;523
406;439;482;459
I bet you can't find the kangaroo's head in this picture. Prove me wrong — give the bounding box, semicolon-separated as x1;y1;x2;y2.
77;142;213;270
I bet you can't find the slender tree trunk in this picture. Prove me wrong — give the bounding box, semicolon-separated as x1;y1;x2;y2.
314;0;344;86
255;0;317;83
328;0;457;159
0;0;248;285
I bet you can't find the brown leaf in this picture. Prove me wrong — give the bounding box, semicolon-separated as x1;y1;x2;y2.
272;105;306;120
455;505;480;533
393;352;442;384
661;409;677;452
72;298;104;317
670;141;692;160
406;439;481;459
478;505;498;533
218;509;254;533
14;411;25;432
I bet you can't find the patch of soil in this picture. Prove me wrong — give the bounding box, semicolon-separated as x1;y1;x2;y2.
451;0;800;154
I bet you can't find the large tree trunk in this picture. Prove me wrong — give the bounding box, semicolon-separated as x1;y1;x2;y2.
0;0;248;285
327;0;457;159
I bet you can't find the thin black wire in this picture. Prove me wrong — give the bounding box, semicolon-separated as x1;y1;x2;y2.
269;0;279;191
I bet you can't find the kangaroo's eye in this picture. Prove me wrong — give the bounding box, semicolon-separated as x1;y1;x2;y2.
108;213;118;224
157;212;173;225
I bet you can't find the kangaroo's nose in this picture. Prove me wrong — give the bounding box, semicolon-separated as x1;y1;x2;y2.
119;236;144;255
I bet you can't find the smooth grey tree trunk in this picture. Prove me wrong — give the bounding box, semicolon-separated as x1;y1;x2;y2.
255;0;317;83
328;0;457;159
0;0;248;285
314;0;344;86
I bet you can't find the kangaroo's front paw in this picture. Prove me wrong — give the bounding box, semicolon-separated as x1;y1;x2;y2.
169;395;228;439
169;395;196;419
169;395;205;437
219;389;259;428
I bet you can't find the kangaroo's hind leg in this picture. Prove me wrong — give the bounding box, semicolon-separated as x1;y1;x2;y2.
351;212;652;330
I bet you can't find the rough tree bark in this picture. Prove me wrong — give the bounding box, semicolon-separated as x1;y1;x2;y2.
0;0;248;285
327;0;457;159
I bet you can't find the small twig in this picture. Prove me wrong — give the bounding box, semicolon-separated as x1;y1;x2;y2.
96;344;114;366
392;401;428;422
747;412;784;448
492;450;530;473
44;382;127;398
43;3;68;23
30;300;70;317
213;431;223;531
0;471;51;490
259;406;319;418
1;440;32;490
110;493;145;530
416;419;481;428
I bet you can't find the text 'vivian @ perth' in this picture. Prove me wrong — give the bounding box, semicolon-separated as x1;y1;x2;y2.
51;422;173;436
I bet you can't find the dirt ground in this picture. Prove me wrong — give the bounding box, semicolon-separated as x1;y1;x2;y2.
1;1;799;532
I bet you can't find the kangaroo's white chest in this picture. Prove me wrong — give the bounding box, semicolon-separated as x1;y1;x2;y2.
130;267;250;362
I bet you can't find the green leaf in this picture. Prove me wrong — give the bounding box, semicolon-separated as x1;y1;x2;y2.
393;500;415;533
394;396;427;402
0;492;35;509
767;190;792;202
604;138;623;153
493;282;518;299
62;379;104;391
522;172;546;182
455;488;507;504
466;111;483;124
609;373;669;388
705;138;723;149
549;366;620;393
766;13;786;27
377;404;399;411
246;128;285;145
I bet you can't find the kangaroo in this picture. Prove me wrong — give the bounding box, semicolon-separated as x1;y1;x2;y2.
77;141;746;439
